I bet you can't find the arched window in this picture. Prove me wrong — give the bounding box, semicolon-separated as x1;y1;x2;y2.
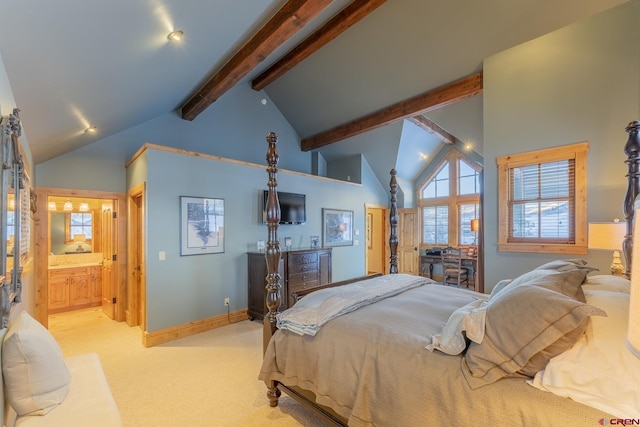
418;150;481;247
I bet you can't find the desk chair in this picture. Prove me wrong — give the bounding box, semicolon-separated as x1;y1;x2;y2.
441;247;470;288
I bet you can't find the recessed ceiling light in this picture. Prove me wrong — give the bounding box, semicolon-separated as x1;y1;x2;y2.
167;30;184;42
85;126;97;134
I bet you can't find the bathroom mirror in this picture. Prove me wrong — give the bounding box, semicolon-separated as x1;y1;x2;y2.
49;211;94;255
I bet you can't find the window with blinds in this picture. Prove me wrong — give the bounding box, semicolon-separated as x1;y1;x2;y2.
497;142;588;254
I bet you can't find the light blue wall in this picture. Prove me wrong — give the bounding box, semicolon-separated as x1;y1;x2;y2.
33;72;390;333
483;1;640;290
135;147;387;332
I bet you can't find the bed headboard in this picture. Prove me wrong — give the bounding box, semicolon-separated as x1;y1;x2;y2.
623;120;640;279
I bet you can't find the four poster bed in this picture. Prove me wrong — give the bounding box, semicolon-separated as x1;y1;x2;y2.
258;124;640;426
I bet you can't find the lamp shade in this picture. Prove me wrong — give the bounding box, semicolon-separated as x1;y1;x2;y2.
73;234;86;243
470;219;479;232
48;201;57;211
587;222;625;250
63;200;73;211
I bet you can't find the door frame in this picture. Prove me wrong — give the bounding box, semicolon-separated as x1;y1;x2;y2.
34;187;127;327
365;204;388;275
127;183;145;330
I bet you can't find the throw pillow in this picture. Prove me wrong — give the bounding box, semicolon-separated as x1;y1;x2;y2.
2;311;71;416
461;270;606;389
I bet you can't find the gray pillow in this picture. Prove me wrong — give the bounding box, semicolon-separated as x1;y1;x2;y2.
462;269;606;389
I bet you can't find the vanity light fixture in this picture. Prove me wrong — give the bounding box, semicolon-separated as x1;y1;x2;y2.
167;30;184;42
63;199;73;211
79;202;89;212
85;126;97;134
48;201;57;211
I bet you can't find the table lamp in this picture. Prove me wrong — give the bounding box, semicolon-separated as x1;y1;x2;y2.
588;221;626;277
73;234;86;252
470;219;479;246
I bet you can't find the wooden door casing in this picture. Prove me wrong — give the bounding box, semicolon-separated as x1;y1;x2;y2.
398;208;419;275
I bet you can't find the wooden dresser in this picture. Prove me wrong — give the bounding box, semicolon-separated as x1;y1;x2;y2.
247;248;332;320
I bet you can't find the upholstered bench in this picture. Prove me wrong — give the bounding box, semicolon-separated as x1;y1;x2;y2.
1;311;122;427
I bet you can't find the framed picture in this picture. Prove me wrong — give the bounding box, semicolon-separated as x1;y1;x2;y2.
322;208;353;247
180;196;225;256
467;246;477;257
284;237;292;249
310;235;320;249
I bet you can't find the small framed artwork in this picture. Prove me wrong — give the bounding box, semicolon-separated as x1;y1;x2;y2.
256;240;265;252
180;196;225;256
310;235;320;249
284;237;292;249
467;246;477;257
322;208;353;247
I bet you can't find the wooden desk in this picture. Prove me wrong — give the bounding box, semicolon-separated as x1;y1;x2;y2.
420;253;477;290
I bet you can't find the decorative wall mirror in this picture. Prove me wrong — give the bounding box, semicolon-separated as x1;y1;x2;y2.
0;108;24;327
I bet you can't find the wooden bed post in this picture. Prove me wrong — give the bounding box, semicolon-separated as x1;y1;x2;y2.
389;169;398;274
263;132;282;407
623;120;640;279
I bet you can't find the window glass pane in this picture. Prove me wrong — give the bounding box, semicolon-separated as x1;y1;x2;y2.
540;161;569;198
423;207;435;243
435;206;448;244
540;201;569;238
422;162;450;199
70;213;92;239
435;163;449;197
512;165;539;201
458;160;479;195
422;182;435;198
511;203;529;238
422;206;448;245
459;204;479;245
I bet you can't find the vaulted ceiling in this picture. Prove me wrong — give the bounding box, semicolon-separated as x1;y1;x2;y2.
0;0;627;183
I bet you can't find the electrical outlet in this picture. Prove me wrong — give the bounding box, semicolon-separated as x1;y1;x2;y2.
224;297;230;306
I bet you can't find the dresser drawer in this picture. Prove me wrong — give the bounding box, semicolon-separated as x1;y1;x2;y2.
288;271;319;287
288;261;318;275
288;251;318;265
289;280;320;295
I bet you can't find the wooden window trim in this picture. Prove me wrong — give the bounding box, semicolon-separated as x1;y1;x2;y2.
497;142;588;254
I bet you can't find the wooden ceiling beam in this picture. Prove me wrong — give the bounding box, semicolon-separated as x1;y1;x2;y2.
180;0;333;121
301;72;483;151
252;0;387;91
408;115;455;145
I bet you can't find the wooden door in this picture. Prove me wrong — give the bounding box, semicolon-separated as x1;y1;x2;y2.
398;208;419;275
366;206;386;275
101;206;115;319
127;186;146;330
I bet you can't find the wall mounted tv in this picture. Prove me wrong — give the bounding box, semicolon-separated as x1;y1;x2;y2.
262;190;306;225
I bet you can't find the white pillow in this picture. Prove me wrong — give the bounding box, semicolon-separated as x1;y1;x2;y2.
2;311;71;416
426;298;487;355
529;289;640;418
582;274;630;293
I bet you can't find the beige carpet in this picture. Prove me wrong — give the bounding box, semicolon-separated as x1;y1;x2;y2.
49;308;330;427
